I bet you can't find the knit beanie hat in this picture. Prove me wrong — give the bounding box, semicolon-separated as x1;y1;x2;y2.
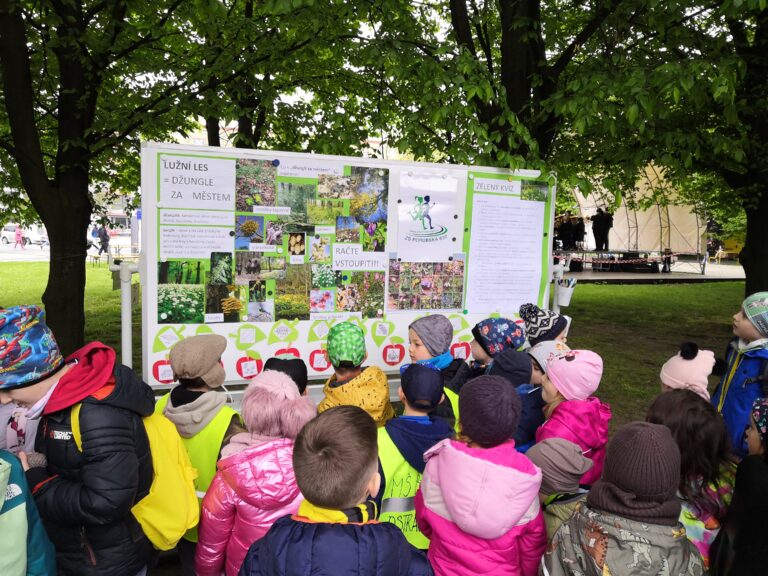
0;305;64;389
546;350;603;401
459;375;521;448
752;398;768;445
659;342;715;400
401;364;444;411
326;322;366;367
743;292;768;337
488;348;532;386
241;369;317;439
409;315;453;357
588;422;682;525
519;303;568;346
264;355;309;395
170;334;227;388
527;438;593;495
471;317;526;356
527;340;571;373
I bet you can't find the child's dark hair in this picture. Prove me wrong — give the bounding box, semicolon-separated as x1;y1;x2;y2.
292;405;377;509
646;390;731;517
177;376;209;389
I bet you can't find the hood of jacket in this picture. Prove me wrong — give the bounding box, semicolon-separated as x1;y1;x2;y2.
44;343;153;417
321;366;393;424
420;438;542;540
217;437;301;510
385;416;454;473
544;397;611;451
163;389;227;437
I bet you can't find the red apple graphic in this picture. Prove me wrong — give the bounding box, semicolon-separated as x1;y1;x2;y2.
152;360;174;384
275;347;300;358
309;349;330;372
383;343;405;366
451;342;471;360
236;356;263;379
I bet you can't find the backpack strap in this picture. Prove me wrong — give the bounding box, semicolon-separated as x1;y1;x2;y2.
71;403;82;451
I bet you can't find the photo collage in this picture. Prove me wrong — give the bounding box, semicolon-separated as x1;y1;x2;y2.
386;257;466;311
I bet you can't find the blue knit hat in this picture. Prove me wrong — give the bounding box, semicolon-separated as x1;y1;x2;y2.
471;317;526;356
0;306;64;389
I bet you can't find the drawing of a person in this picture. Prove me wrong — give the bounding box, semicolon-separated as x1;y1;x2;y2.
422;195;435;229
410;196;424;225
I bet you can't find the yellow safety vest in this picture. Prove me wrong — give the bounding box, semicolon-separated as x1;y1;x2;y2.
377;427;430;549
443;387;461;434
156;393;239;542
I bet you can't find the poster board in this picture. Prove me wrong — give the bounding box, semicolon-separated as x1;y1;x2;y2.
141;143;555;387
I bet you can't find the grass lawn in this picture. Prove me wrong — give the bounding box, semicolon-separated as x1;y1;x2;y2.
0;261;745;428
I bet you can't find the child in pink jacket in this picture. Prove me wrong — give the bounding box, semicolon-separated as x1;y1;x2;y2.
535;350;611;486
415;375;546;576
195;369;317;576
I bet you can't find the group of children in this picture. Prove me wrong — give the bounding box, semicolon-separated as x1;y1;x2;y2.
0;291;767;575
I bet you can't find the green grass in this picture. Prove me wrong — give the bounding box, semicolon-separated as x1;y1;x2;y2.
0;261;745;428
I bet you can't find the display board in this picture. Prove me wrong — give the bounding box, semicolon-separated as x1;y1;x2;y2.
141;143;555;387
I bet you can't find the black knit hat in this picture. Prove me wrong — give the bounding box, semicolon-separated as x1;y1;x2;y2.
263;356;308;395
488;348;532;387
518;303;568;346
588;421;682;525
459;376;521;448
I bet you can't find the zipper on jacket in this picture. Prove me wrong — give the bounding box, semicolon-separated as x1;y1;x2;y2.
717;350;742;412
80;526;97;566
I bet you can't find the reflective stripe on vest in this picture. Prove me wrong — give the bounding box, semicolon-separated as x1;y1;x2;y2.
156;393;238;542
443;387;461;434
377;427;429;549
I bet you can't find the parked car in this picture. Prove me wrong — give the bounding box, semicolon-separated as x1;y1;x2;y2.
1;224;48;246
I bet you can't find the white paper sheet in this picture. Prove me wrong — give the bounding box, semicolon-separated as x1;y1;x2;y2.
465;194;545;313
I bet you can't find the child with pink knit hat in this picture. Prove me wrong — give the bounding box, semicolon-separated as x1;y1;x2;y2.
660;342;715;400
535;350;611;485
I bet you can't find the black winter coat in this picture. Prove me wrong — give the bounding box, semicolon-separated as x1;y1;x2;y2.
35;364;155;576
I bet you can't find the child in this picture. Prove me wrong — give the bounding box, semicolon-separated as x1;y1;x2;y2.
660;342;715;400
711;292;768;458
535;350;611;485
526;438;593;540
239;405;432;575
470;317;526;372
157;334;244;574
519;303;569;347
196;369;316;576
318;322;394;425
527;340;571;387
0;449;56;576
376;364;454;549
646;390;735;569
263;355;308;395
543;422;705;575
710;398;768;575
415;376;546;576
0;305;155;576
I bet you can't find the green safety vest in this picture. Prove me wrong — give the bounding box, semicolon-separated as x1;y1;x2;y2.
156;393;239;542
377;427;430;549
443;387;461;434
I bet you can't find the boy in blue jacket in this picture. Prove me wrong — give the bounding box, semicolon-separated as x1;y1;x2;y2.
375;364;454;549
239;405;432;576
712;292;768;458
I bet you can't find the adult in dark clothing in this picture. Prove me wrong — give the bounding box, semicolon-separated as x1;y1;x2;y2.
98;225;110;255
592;209;606;250
603;211;614;250
559;213;574;250
0;306;156;576
573;217;586;249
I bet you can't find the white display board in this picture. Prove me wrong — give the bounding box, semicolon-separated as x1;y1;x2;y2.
141;142;555;387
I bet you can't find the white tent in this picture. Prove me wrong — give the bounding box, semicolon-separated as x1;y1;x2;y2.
573;166;705;254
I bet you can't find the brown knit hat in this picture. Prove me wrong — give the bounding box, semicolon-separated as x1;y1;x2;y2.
169;334;227;388
588;421;682;525
527;438;593;495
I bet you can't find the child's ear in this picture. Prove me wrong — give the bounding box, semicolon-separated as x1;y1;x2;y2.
367;470;381;499
398;387;405;403
363;351;368;363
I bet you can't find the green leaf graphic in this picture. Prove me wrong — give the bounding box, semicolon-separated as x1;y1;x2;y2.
152;326;185;353
268;320;300;344
371;320;394;347
229;324;266;351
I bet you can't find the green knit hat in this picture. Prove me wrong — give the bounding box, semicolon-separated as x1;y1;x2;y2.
326;322;366;367
743;292;768;338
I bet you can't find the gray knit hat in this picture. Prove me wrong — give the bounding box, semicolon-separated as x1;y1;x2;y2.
170;334;227;388
527;438;593;495
409;314;454;357
459;376;521;448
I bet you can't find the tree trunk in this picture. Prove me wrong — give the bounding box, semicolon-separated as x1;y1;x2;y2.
740;185;768;296
206;116;220;146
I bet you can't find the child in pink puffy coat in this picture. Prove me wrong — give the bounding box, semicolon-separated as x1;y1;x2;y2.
415;375;546;576
535;350;611;486
195;369;317;576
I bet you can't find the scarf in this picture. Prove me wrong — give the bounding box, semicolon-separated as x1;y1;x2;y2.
418;351;454;371
587;479;682;526
297;499;378;524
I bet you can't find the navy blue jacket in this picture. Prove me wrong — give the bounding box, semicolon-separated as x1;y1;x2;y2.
238;515;433;576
